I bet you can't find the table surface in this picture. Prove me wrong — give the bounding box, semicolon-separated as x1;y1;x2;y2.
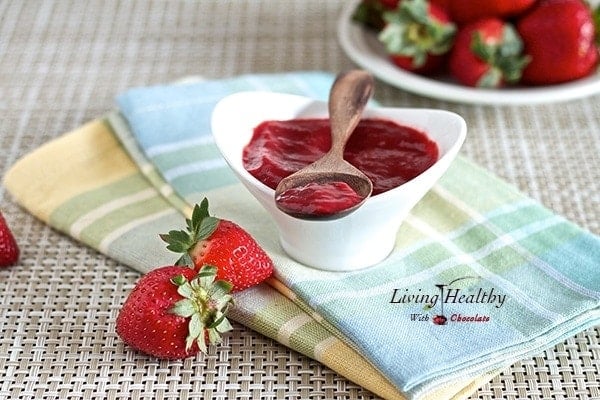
0;1;598;399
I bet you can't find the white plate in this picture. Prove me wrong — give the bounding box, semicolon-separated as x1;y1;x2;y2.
337;0;600;105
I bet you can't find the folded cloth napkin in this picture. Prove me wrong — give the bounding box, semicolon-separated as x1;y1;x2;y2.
3;118;493;400
115;72;600;396
4;72;599;399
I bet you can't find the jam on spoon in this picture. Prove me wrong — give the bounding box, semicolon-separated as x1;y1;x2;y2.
275;180;364;218
272;70;375;220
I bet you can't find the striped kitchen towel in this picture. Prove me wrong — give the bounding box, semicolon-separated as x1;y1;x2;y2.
3;121;492;399
115;72;600;398
4;72;598;399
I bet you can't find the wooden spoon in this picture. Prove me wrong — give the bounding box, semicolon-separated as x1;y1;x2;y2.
274;70;374;220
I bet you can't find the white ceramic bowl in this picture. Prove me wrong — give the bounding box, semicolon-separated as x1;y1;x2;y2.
211;92;466;271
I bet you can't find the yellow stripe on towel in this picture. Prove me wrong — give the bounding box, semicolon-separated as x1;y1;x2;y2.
3;120;137;223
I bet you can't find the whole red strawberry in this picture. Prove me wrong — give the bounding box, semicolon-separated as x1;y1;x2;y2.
116;265;234;359
446;0;537;25
517;0;599;85
0;211;19;267
449;18;530;87
378;0;456;75
160;198;274;292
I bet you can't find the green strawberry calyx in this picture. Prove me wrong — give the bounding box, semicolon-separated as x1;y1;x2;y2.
471;24;530;88
378;0;456;68
169;265;234;353
593;3;600;46
160;198;219;267
352;0;387;32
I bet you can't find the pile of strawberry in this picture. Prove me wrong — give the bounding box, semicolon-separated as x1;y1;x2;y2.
116;198;274;359
353;0;600;87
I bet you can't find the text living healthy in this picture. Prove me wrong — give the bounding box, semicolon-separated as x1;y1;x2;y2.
390;287;507;309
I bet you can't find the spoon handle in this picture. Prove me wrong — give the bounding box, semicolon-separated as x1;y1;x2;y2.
328;70;375;157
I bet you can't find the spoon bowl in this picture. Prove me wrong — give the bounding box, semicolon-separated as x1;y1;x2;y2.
274;168;372;220
274;70;374;220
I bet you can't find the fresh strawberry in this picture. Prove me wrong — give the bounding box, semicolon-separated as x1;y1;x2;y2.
517;0;599;85
0;211;19;267
449;18;530;87
446;0;537;25
116;265;234;359
378;0;456;75
160;198;274;292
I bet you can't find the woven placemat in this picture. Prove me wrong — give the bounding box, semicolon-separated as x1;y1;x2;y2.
0;1;598;399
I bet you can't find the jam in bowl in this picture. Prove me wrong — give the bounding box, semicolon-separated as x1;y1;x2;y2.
211;91;466;271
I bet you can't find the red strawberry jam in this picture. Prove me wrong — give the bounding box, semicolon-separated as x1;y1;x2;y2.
243;118;438;196
275;181;364;217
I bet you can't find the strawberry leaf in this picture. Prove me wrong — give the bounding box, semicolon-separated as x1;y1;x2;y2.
166;265;235;354
471;23;529;87
189;276;202;292
593;4;600;46
187;198;211;239
176;281;195;299
211;280;234;298
161;230;193;252
402;0;428;24
161;198;220;262
207;328;221;345
197;265;218;280
216;297;234;313
215;316;233;333
352;0;387;31
197;216;219;241
175;253;194;267
187;313;205;352
170;274;187;286
197;269;216;288
196;198;210;220
478;68;503;88
170;298;196;318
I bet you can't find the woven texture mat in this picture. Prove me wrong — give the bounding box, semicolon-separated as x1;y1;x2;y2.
0;1;598;399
